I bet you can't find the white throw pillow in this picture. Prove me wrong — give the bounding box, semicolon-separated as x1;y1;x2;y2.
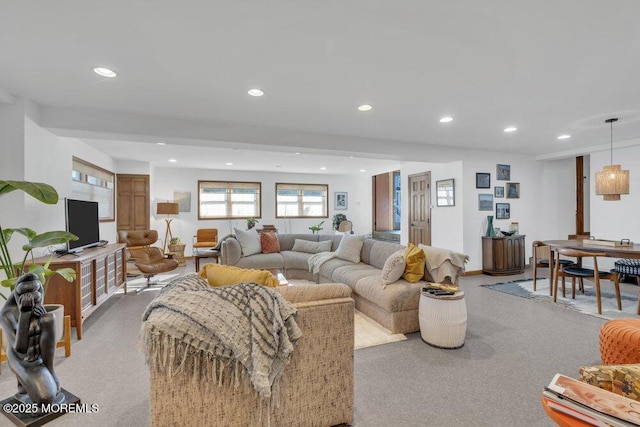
381;249;406;287
234;228;262;257
335;234;365;263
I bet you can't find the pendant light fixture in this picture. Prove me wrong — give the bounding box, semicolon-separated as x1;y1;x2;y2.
595;118;629;201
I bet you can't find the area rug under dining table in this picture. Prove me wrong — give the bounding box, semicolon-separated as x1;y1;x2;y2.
482;278;640;320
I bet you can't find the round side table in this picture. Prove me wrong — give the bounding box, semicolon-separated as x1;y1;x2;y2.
418;289;467;349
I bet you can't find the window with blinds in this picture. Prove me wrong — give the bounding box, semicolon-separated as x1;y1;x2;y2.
198;181;261;220
71;157;115;221
276;183;328;218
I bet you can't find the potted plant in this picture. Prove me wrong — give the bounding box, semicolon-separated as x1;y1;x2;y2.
309;221;325;234
0;180;78;344
246;217;259;229
332;214;347;230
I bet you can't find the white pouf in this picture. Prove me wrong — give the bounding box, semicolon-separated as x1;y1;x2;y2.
419;289;467;349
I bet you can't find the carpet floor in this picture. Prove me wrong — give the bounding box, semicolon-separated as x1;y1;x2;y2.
482;278;640;320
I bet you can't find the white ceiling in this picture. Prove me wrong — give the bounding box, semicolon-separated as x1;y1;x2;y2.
2;0;640;173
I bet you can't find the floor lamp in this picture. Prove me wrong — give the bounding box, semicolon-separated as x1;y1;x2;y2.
157;202;180;253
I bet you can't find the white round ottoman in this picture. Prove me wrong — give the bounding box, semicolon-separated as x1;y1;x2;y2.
419;289;467;349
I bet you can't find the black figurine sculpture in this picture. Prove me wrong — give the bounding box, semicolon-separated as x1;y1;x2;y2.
1;273;64;407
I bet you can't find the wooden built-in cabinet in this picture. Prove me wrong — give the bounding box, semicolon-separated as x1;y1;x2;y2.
482;235;526;275
33;243;127;339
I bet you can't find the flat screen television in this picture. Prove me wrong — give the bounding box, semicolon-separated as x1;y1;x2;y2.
65;198;100;254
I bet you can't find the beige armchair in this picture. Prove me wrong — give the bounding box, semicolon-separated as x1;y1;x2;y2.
147;282;354;426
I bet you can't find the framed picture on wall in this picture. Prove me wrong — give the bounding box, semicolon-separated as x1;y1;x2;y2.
494;186;504;198
476;173;491;189
496;164;511;181
496;203;510;219
478;194;493;211
436;178;455;207
334;192;348;210
506;182;520;199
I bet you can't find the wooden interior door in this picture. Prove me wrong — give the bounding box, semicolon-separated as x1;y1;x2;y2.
372;173;392;231
116;174;150;231
408;172;431;246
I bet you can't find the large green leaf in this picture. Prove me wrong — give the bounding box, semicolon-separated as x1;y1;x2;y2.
4;228;36;243
22;231;78;251
0;180;58;204
1;277;18;289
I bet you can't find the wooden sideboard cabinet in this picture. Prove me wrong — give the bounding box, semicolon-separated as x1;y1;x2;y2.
34;243;127;339
482;235;526;275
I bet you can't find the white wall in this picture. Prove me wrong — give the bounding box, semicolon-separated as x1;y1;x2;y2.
151;167;372;255
461;152;547;271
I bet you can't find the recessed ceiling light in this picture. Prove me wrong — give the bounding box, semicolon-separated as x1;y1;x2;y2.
248;88;264;97
557;134;571;140
358;104;372;111
168;159;177;163
360;169;366;172
320;167;326;170
295;152;300;155
93;67;117;78
226;162;233;166
156;142;166;146
439;116;453;123
504;126;518;133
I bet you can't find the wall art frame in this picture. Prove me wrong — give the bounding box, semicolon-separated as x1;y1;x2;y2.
436;178;455;207
476;173;491;189
496;202;511;219
334;192;348;210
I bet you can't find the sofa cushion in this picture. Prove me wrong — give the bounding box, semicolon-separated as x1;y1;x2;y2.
281;251;314;271
367;240;406;270
403;243;426;283
236;253;284;270
318;258;354;280
198;264;279;287
330;264;381;289
335;234;365;263
234;228;262;257
292;239;332;254
261;232;281;254
381;249;406;286
277;234;320;251
318;235;344;251
355;276;422;312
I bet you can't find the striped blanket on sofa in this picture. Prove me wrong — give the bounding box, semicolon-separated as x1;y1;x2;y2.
140;274;302;405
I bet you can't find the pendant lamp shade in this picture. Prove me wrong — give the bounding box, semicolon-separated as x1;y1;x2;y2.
595;118;629;201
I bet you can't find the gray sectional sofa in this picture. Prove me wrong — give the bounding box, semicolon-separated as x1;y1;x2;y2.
220;233;467;334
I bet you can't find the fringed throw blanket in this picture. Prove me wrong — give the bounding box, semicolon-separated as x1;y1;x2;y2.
140;274;302;406
308;251;337;275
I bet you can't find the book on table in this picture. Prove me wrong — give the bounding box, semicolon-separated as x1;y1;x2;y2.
543;373;640;426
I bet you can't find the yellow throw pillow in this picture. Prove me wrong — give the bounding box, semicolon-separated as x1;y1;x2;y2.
198;264;279;288
402;243;426;283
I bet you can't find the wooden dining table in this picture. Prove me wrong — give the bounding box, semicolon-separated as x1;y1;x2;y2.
543;239;640;300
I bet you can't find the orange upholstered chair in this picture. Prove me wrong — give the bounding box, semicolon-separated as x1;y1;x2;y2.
193;228;218;253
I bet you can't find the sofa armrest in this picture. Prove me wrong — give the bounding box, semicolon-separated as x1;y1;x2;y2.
276;283;352;305
220;237;241;265
579;364;640;401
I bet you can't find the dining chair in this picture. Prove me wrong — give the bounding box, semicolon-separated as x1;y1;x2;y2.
553;248;621;315
532;241;573;295
192;228;218;253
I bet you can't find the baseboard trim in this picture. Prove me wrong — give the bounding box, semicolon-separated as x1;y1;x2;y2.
464;270;484;276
